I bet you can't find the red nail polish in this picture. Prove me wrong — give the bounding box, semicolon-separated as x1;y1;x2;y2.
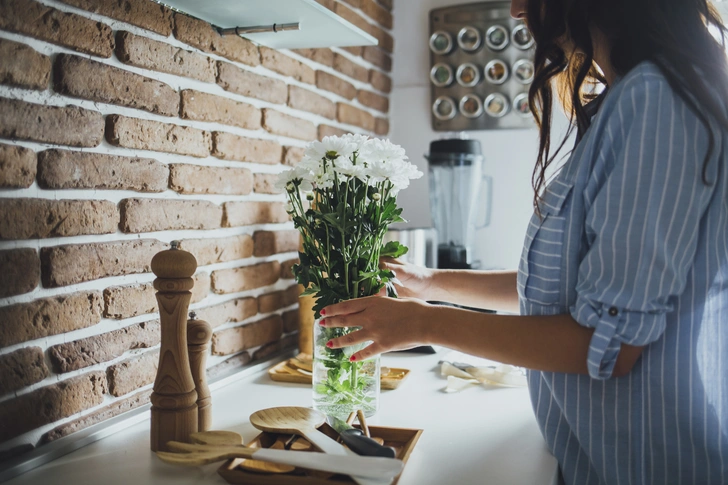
321;309;326;316
350;355;357;362
319;319;326;326
326;341;333;348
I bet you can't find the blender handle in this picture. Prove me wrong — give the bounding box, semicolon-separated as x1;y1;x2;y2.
475;174;493;230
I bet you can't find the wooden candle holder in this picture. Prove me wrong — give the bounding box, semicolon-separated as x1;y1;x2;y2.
187;311;213;432
150;241;199;452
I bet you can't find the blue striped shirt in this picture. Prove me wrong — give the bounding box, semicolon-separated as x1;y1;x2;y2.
517;61;728;484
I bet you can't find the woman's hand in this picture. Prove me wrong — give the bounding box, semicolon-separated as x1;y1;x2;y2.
320;296;435;362
380;257;436;300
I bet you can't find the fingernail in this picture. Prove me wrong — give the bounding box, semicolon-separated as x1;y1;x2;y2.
321;309;326;316
326;341;333;348
350;355;357;362
319;319;326;326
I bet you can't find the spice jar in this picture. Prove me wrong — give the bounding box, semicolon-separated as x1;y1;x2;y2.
433;96;457;120
513;93;531;117
485;25;509;51
459;94;484;119
484;93;510;118
457;26;482;52
430;63;454;87
512;24;534;50
456;63;481;87
513;59;535;84
485;59;509;85
430;31;454;55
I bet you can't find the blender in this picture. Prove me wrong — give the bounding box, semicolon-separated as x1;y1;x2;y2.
426;138;491;269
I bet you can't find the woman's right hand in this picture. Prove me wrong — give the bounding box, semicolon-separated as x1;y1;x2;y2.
379;257;436;301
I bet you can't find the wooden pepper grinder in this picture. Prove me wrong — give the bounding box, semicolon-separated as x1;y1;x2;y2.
186;311;212;432
150;240;198;452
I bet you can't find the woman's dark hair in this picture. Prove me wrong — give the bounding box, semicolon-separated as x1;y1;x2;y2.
527;0;728;208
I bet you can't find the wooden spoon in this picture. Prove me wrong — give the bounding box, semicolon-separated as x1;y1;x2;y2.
190;430;294;474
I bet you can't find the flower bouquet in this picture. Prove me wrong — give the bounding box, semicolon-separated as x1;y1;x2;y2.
277;134;422;417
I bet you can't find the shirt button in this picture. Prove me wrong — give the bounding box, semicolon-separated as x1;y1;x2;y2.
608;307;619;317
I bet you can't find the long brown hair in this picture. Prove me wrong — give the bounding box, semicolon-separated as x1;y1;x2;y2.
527;0;728;208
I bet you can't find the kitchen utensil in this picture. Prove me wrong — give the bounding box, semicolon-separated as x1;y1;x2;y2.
250;407;397;485
355;410;371;439
191;430;295;473
328;416;396;458
283;434;313;451
268;361;411;390
157;442;403;479
187;313;213;432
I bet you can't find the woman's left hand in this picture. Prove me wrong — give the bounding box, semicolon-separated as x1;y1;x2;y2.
320;296;435;362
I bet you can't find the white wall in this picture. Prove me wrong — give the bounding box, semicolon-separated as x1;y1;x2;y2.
389;0;569;270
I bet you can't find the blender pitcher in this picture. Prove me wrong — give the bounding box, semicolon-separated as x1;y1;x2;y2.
426;138;491;269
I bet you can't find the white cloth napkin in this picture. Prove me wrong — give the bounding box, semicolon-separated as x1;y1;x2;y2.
439;351;528;392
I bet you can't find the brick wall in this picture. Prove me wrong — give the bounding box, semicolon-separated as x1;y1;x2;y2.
0;0;393;459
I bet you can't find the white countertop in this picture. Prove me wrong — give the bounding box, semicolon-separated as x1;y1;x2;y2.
6;352;557;485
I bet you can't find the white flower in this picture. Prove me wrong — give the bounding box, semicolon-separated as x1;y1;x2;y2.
340;133;371;151
359;138;408;166
332;155;366;180
304;136;357;161
275;165;314;193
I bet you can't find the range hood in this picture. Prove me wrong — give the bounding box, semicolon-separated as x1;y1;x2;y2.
154;0;378;49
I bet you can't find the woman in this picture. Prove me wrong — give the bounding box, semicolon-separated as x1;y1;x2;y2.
320;0;728;483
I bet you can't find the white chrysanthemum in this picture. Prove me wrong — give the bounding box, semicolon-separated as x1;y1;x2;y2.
332;155;366;180
359;138;408;165
275;165;314;192
304;136;357;161
340;133;371;152
298;156;335;190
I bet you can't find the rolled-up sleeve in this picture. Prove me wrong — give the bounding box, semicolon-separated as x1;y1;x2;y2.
570;72;717;379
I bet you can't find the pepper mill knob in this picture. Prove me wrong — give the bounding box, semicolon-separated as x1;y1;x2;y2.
151;241;197;279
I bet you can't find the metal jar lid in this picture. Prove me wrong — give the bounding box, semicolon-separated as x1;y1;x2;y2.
456;63;481;87
513;93;532;117
457;26;482;52
512;24;534;50
459;94;484;119
430;31;454;55
485;25;509;51
484;59;509;84
484;93;510;118
432;96;457;121
430;63;454;87
513;59;535;84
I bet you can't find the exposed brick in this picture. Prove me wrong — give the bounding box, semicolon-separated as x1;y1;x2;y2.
41;389;151;443
280;258;298;279
223;201;289;227
107;350;158;397
0;248;39;298
338;103;376;131
283;146;306;167
179;235;254;266
334;2;371;35
288;85;336;119
375;117;389;136
120;198;222;233
315;0;335;10
362;0;393;29
212;132;283;165
55;54;178;116
377;0;393;11
216;61;287;104
358;90;389;113
195;297;257;329
181;89;261;130
340;0;361;8
333;53;368;83
48;319;160;373
368;25;394;53
40;239;165;287
0;347;49;395
0;143;36;188
103;272;208;319
174;12;259;66
260;47;315;84
341;46;363;57
116;31;215;83
318;124;350;140
169;164;253;195
282;309;299;333
254;173;282;195
369;69;392;94
0;38;50;90
0;372;107;442
106;115;211;157
37;149;168;192
211;315;283;355
0;291;102;347
292;48;334;67
258;290;286;313
0;97;104;148
60;0;172;35
207;352;251;379
262;109;317;141
0;199;117;240
211;261;281;294
316;71;356;100
363;47;392;71
0;0;113;58
254;230;299;257
253;333;297;361
284;285;300;307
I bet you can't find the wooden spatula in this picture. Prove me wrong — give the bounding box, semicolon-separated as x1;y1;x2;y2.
190;431;295;474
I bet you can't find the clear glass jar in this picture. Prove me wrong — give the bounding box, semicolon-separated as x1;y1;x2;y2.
485;25;509;51
433;96;457;120
430;31;454;55
312;318;380;418
457;26;482;52
512;24;534;50
430;63;454;87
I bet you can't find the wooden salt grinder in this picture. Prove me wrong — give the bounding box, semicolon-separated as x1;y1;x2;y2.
187;311;212;432
149;241;198;452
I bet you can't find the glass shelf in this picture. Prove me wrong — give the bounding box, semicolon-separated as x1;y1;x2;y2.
154;0;378;49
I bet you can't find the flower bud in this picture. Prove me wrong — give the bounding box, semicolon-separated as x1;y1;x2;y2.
372;193;381;201
306;193;314;201
285;202;294;213
286;182;295;192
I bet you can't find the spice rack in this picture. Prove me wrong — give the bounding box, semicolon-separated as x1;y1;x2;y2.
429;1;535;131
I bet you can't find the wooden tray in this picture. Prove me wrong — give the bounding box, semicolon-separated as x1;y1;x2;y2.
268;360;411;390
218;423;423;485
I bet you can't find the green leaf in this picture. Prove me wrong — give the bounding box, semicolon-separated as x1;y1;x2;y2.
380;241;409;258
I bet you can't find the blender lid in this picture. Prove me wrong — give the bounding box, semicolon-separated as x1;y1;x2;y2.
426;138;483;165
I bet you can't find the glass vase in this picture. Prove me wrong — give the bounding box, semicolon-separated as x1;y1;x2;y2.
312;318;380;418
